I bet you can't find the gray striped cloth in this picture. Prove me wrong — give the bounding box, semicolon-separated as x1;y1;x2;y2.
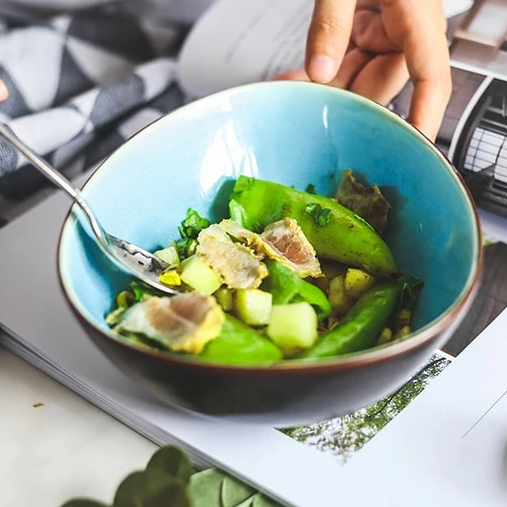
0;4;188;226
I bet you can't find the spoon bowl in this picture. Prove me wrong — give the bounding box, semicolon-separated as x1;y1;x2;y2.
0;122;179;296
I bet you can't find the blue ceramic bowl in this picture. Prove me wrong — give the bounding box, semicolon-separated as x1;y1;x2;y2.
58;82;482;427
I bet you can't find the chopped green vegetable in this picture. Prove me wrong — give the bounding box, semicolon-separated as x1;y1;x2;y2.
376;327;393;346
199;314;283;364
178;208;210;239
304;203;331;227
399;275;424;310
229;198;260;232
130;281;155;302
261;260;331;320
175;238;197;259
214;287;234;312
305;183;316;194
267;302;318;356
393;325;412;341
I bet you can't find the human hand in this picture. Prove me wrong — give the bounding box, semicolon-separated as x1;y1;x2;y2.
277;0;451;141
0;79;7;102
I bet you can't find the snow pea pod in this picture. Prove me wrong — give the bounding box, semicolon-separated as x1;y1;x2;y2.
199;314;283;364
298;281;401;359
230;176;398;277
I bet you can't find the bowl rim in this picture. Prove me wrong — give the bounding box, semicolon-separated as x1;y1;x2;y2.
57;80;484;374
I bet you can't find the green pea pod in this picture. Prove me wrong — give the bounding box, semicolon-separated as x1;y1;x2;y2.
231;176;398;277
299;281;401;359
261;260;332;320
199;314;283;365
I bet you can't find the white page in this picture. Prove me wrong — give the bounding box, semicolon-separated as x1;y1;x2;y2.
178;0;312;98
178;0;473;98
328;307;507;506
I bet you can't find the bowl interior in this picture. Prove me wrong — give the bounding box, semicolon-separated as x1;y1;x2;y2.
60;82;480;357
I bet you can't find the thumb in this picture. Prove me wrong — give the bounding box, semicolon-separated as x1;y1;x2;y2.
305;0;357;83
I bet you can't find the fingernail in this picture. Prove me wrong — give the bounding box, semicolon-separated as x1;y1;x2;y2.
0;80;8;101
307;55;336;83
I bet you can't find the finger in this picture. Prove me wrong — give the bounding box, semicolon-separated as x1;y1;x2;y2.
329;48;373;89
306;0;357;83
392;0;451;140
0;80;8;102
272;68;310;82
350;52;409;105
352;9;399;53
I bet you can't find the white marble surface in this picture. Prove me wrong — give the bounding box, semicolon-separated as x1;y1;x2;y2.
0;347;158;507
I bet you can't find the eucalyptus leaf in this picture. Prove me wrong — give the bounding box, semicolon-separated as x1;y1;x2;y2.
235;499;254;507
113;469;189;507
60;501;109;507
188;469;224;507
251;494;283;506
146;445;194;483
221;474;256;506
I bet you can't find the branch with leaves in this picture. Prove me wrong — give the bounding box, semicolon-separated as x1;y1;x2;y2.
60;446;281;507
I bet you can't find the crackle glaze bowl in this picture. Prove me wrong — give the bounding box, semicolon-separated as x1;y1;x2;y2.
58;82;482;427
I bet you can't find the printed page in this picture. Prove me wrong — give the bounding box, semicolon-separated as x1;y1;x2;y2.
178;0;473;98
178;0;312;98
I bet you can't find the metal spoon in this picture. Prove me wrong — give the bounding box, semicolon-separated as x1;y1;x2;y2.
0;122;179;296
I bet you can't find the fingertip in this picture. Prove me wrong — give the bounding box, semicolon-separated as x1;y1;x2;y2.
0;80;8;102
306;55;337;83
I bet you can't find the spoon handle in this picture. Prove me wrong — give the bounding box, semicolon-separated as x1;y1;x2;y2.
0;122;109;248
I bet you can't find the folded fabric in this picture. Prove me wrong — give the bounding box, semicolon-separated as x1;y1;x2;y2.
0;4;188;225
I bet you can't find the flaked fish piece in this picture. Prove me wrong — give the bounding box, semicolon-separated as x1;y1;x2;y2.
219;218;322;278
117;292;224;354
196;224;268;289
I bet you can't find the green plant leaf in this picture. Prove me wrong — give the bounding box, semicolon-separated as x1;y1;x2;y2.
146;445;194;483
252;494;282;506
221;475;256;506
60;501;109;507
113;469;189;507
188;469;224;507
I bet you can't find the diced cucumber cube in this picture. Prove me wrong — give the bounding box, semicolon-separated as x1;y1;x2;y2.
267;302;318;355
154;242;180;266
180;255;222;295
215;288;235;312
235;289;272;326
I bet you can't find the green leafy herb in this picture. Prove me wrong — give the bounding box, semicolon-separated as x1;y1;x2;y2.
129;281;155;302
59;445;282;507
175;237;197;259
229;198;260;232
178;208;210;240
399;275;424;310
304;203;331;227
305;183;316;194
